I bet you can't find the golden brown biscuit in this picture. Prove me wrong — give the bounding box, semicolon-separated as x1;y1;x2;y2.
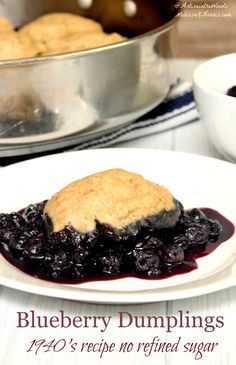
19;12;103;53
0;15;13;32
44;169;177;233
0;32;38;60
42;31;127;55
0;92;43;123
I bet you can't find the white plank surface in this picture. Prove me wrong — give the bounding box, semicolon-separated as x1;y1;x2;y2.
0;59;236;365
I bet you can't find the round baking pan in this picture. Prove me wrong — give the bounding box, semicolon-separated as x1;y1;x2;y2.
0;0;178;157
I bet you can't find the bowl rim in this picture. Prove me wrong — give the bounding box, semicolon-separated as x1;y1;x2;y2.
0;14;178;68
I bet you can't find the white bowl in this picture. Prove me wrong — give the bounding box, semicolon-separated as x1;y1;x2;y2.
193;53;236;161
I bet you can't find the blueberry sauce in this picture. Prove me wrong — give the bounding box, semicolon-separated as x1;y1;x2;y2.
227;86;236;98
0;203;234;284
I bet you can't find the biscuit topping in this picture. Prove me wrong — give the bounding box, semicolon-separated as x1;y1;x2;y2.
0;32;38;60
44;169;178;233
0;15;13;32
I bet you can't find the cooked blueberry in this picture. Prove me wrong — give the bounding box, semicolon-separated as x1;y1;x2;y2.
72;265;87;279
159;244;184;265
185;224;208;245
50;227;74;252
0;199;228;284
23;233;45;256
10;212;26;228
208;219;222;240
0;213;13;229
133;250;160;272
44;247;68;272
23;203;46;231
227;86;236;98
188;208;206;223
50;271;60;279
145;236;164;249
182;212;194;227
73;246;90;267
25;228;42;238
147;267;161;277
0;213;20;243
0;228;15;242
8;232;30;253
83;230;99;247
97;249;123;275
23;239;45;269
173;234;188;249
73;229;99;249
133;240;160;273
199;219;210;231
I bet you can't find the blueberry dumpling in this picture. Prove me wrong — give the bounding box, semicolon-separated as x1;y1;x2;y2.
0;168;226;283
44;168;181;234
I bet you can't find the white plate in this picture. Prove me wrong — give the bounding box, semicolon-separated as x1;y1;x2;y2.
0;149;236;303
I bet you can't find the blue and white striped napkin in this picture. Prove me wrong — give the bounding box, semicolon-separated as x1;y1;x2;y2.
70;80;199;150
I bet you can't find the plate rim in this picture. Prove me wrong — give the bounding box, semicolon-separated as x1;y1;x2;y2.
0;148;236;303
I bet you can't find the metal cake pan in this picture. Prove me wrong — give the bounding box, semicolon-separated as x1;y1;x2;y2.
0;0;178;157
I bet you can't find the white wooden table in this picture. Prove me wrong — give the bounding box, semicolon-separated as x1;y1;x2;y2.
0;59;235;365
